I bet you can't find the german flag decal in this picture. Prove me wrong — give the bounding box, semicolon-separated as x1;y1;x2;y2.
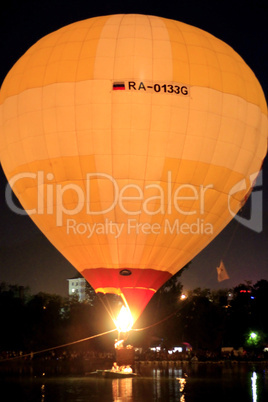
113;82;125;90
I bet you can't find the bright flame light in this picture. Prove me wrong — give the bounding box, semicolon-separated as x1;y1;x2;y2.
115;305;133;332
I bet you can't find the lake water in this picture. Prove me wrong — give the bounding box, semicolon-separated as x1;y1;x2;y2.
1;363;268;401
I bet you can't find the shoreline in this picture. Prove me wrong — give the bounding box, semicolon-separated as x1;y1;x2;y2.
1;357;268;377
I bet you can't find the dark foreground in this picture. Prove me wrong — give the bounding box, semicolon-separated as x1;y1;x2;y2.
1;360;268;402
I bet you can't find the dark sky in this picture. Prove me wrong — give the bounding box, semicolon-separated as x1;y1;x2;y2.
1;0;268;296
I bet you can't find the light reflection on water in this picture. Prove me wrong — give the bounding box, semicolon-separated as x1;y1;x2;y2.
41;383;45;402
112;378;133;401
251;372;257;402
1;364;268;401
177;377;186;402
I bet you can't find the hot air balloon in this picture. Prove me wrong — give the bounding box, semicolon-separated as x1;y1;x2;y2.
0;14;267;325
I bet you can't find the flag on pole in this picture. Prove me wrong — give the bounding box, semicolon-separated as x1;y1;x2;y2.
113;82;125;90
217;260;230;282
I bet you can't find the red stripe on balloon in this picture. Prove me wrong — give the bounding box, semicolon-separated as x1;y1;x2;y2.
81;268;172;291
81;268;172;321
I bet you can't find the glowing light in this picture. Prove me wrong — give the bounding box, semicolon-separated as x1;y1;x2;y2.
111;362;133;373
1;15;266;327
169;347;183;354
246;331;261;347
150;347;161;352
114;305;133;332
122;366;133;374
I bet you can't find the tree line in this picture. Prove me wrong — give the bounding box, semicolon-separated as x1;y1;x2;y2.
1;278;268;356
137;277;268;353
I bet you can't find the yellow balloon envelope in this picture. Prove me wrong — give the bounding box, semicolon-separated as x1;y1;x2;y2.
0;14;267;322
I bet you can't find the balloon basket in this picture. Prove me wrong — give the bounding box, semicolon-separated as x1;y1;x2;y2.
115;346;135;367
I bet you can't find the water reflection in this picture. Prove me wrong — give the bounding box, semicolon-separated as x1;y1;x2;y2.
148;367;187;401
1;364;267;401
251;372;257;402
41;372;46;402
153;368;162;399
110;367;187;401
177;377;186;402
112;378;133;401
41;384;45;402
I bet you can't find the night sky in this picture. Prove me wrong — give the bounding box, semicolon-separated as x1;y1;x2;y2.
1;0;268;296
